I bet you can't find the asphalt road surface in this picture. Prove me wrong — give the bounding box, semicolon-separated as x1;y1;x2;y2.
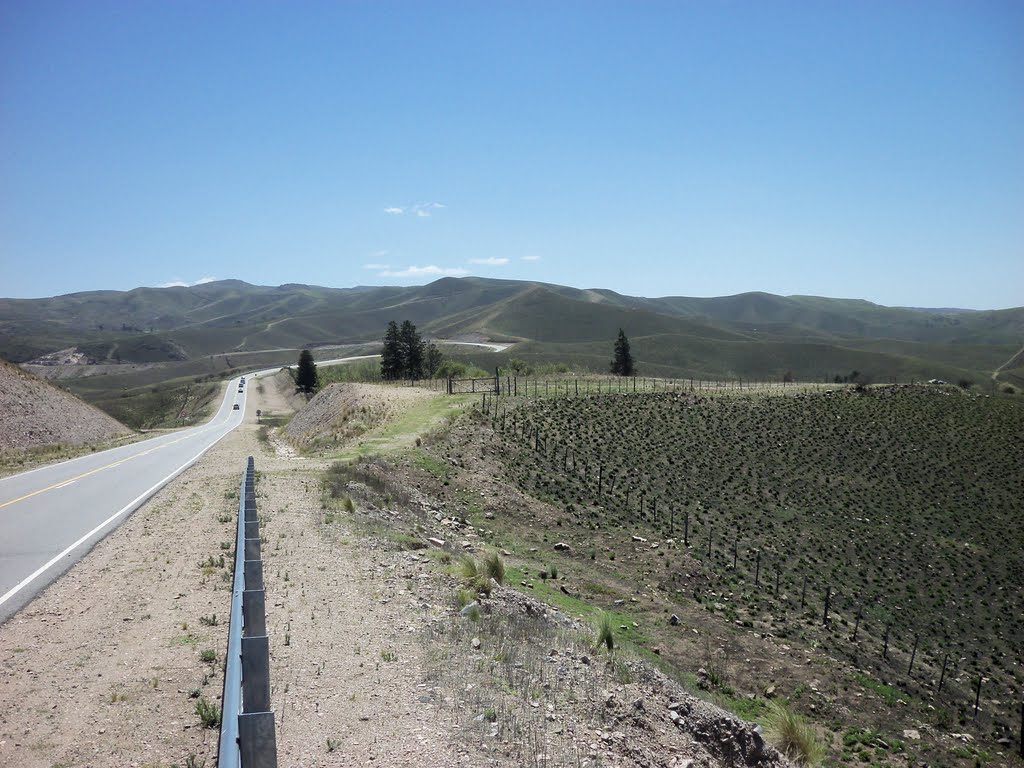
0;377;248;623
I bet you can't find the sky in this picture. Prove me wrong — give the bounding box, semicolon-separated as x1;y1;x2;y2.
1;1;1022;309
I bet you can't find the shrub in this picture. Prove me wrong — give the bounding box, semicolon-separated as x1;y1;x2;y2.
764;701;824;766
195;697;221;728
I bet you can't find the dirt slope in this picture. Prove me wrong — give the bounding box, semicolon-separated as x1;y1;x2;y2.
0;358;130;452
284;381;434;450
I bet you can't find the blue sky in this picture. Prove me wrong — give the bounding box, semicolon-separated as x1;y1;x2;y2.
1;1;1021;308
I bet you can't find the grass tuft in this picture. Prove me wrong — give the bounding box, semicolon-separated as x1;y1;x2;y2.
482;551;506;585
763;700;825;767
593;610;615;653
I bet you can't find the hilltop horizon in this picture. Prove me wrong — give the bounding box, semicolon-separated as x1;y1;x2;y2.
4;275;1015;314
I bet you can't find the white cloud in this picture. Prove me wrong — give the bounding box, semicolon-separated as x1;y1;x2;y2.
468;257;509;266
363;263;391;270
383;202;446;217
157;276;218;288
378;265;469;278
522;255;541;262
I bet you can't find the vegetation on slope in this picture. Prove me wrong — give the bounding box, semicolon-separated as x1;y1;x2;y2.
498;385;1024;742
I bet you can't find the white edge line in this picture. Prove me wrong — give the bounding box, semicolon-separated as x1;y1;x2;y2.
0;421;238;610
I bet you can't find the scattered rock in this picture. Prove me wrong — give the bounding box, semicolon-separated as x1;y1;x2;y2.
670;614;681;626
553;542;571;552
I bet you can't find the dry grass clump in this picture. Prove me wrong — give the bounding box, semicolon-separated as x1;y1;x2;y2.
458;556;493;596
763;700;824;766
457;552;506;596
593;610;615;653
481;551;505;585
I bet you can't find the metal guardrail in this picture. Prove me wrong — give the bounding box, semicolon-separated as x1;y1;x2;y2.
218;457;278;767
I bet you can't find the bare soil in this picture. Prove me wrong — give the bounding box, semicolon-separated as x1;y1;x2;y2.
0;359;130;453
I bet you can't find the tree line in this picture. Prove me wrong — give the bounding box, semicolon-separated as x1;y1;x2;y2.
294;324;636;392
381;320;443;380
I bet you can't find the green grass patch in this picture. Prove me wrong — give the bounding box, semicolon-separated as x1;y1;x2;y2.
329;394;475;460
414;451;451;478
852;673;904;707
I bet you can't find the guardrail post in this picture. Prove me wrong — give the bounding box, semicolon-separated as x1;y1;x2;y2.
244;559;264;591
239;712;278;768
242;589;267;638
241;635;272;712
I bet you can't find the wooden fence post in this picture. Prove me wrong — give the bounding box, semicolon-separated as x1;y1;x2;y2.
974;677;982;720
937;653;949;694
800;574;807;610
883;625;890;659
1019;698;1023;758
754;549;761;586
823;586;831;626
908;635;918;675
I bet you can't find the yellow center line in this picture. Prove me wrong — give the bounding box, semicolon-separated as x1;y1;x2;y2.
0;418;230;511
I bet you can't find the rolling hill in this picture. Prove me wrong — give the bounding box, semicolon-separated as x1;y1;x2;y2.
1;277;1021;394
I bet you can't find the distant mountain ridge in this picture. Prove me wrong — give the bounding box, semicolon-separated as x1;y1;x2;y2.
1;277;1021;385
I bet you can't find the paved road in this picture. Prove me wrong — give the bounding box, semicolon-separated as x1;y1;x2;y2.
0;340;514;623
0;377;248;623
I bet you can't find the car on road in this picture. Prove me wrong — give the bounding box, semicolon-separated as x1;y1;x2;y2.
233;404;240;410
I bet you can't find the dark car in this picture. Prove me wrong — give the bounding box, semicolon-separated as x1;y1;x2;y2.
233;404;240;410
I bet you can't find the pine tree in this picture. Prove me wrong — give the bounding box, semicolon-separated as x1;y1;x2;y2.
296;349;319;393
380;321;403;380
399;320;425;379
424;342;444;378
610;328;635;376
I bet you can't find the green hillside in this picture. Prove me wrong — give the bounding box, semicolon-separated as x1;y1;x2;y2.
1;277;1020;392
